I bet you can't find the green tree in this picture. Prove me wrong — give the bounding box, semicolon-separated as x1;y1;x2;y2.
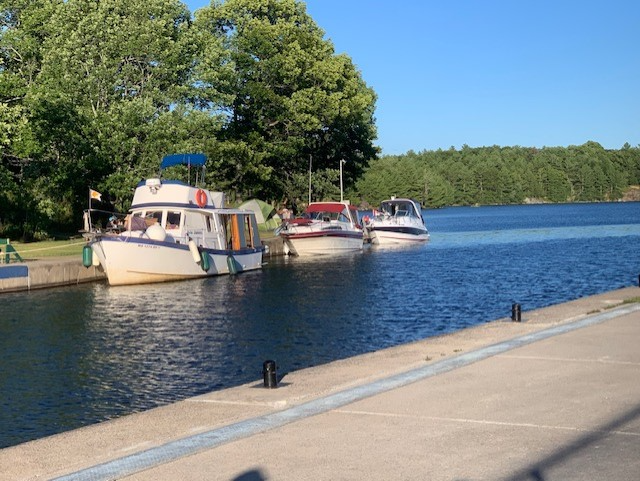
1;0;203;236
421;170;454;208
32;0;197;209
193;0;378;202
355;142;639;207
0;0;63;237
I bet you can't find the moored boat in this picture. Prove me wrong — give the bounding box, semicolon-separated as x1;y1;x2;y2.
364;197;429;244
276;201;363;256
83;154;264;286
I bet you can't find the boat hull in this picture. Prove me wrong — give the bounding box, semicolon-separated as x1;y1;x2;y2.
369;226;430;245
282;231;363;256
91;236;263;286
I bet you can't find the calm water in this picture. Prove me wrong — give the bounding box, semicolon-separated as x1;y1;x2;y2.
1;202;639;448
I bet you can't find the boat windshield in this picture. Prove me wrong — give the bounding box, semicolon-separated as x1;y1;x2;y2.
307;210;351;223
381;201;417;217
145;210;163;225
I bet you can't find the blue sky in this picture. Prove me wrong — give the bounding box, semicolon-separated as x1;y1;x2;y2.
184;1;639;155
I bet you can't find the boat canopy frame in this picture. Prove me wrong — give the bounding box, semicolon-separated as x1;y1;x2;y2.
160;153;207;169
159;153;207;187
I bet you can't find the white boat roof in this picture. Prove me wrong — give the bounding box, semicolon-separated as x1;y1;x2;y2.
130;179;225;210
306;201;356;213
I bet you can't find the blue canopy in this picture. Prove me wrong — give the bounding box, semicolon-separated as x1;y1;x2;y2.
161;153;207;169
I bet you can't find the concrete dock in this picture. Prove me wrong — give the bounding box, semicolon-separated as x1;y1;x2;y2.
1;286;639;480
0;237;285;294
0;256;105;293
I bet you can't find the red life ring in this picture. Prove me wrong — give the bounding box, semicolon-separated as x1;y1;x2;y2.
195;189;207;208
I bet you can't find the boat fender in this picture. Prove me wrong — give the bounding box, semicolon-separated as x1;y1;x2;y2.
227;255;238;274
92;250;100;267
82;245;92;268
200;250;210;272
188;239;201;264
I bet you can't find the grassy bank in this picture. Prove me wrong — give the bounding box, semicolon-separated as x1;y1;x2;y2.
6;229;278;262
9;239;85;260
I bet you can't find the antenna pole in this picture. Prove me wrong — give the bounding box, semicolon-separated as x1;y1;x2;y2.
308;154;312;204
340;159;346;202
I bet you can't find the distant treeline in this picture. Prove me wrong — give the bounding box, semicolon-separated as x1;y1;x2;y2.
354;141;640;208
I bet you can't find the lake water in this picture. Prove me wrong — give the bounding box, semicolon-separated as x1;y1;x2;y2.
1;202;639;448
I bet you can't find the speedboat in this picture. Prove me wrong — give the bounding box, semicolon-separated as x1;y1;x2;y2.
82;154;264;286
364;197;429;245
276;201;363;256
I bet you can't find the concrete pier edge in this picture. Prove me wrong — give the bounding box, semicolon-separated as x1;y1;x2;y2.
49;301;640;481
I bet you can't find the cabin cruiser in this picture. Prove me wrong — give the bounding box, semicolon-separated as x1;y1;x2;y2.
364;197;429;244
82;154;264;285
276;201;363;256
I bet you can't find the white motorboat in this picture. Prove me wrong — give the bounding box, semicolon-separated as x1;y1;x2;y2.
276;201;363;256
364;197;429;245
83;154;264;286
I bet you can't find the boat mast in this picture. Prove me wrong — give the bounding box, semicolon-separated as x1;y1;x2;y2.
308;154;312;204
340;159;346;202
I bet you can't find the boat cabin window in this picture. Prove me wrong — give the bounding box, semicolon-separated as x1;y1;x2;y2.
184;211;204;230
127;213;147;231
166;211;181;230
145;210;163;227
204;214;214;233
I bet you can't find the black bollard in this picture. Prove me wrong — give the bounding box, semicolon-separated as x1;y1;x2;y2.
263;360;278;388
511;303;522;322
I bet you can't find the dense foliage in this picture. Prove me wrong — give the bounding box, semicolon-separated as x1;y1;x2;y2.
354;142;640;208
0;0;377;239
0;1;637;240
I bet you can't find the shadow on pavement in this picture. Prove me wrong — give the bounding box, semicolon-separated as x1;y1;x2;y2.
232;468;267;481
504;403;640;480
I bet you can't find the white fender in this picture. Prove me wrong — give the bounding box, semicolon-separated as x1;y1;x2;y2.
188;239;201;264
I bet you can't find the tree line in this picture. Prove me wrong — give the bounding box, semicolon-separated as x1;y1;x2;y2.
0;0;377;239
2;1;638;240
353;142;640;208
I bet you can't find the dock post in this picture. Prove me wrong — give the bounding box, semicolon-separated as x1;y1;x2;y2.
511;303;522;322
263;360;278;388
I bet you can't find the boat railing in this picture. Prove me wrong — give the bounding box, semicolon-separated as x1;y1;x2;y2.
82;209;128;237
186;229;208;247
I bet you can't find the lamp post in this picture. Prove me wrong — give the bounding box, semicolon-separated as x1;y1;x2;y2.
340;159;346;202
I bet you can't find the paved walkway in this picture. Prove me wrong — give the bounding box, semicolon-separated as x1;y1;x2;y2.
2;287;640;480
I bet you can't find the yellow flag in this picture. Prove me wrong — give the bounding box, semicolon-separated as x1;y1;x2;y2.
90;189;102;201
